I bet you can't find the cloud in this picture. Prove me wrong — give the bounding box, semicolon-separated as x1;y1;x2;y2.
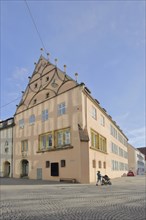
114;112;130;127
12;67;28;81
7;66;29;91
113;112;145;147
126;127;145;147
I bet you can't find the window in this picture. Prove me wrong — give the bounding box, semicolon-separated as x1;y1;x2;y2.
58;102;66;116
48;134;52;147
111;160;119;171
7;119;13;125
118;133;127;147
39;133;52;150
110;125;117;139
42;135;46;150
91;130;107;153
55;128;70;147
61;160;66;167
124;151;128;159
91;106;97;120
64;130;70;145
34;83;37;88
19;119;24;128
103;161;106;169
119;162;124;171
99;135;106;152
21;140;28;152
98;161;102;168
57;132;63;146
91;131;98;148
46;161;50;168
111;142;118;155
124;163;128;171
100;115;105;126
5;147;9;153
46;76;49;81
33;99;37;104
42;109;48;122
92;160;96;168
119;147;124;157
46;93;50;99
112;161;128;171
29;114;35;125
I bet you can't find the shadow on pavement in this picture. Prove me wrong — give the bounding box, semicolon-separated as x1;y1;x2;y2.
0;177;67;185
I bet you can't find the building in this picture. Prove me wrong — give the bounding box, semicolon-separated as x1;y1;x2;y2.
0;118;14;177
128;144;145;175
137;147;146;173
13;55;128;183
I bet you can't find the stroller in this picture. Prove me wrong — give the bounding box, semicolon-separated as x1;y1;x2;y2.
101;175;112;185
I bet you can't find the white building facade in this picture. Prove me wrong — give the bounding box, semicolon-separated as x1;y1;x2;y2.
0;118;14;177
128;144;145;175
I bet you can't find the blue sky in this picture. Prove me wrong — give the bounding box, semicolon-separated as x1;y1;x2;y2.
1;0;145;147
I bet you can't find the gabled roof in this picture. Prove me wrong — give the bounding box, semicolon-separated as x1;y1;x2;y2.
0;117;15;130
15;55;79;115
14;55;128;141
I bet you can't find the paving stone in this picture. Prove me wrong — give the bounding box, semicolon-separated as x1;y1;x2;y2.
0;176;145;220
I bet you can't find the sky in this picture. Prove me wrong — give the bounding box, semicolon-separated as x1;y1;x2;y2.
0;0;145;148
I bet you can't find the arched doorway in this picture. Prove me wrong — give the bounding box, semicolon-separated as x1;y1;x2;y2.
21;160;29;177
4;161;10;177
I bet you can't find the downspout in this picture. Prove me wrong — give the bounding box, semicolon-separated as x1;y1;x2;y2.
11;123;14;178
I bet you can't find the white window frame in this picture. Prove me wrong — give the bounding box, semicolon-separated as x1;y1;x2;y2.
91;106;97;120
39;133;52;150
29;114;35;125
58;102;66;116
42;109;48;122
21;140;28;152
100;115;105;126
19;119;24;128
56;129;70;147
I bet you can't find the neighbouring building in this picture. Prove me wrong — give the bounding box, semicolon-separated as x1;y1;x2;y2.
137;147;146;173
13;55;128;183
128;144;145;175
0;118;14;177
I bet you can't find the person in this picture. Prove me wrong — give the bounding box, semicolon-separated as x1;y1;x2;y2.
96;171;102;186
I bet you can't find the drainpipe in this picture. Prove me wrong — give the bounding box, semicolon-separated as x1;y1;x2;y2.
11;124;14;178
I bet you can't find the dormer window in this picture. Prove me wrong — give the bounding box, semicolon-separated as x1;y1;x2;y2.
7;119;13;125
34;83;37;88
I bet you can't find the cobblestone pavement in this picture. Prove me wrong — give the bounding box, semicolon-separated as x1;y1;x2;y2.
0;176;146;220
